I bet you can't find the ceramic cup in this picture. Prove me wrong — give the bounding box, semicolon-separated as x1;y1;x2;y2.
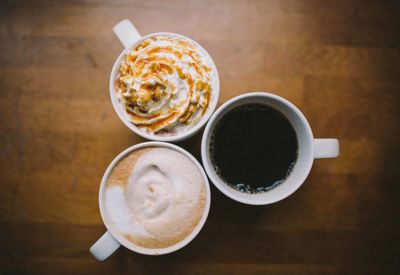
109;19;220;142
90;142;211;261
201;92;340;205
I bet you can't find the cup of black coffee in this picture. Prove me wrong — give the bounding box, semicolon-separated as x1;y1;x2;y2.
201;92;339;205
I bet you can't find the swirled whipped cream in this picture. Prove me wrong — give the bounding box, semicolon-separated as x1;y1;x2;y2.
104;147;206;249
115;35;216;135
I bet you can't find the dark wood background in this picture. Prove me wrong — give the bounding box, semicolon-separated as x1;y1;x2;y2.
1;0;399;274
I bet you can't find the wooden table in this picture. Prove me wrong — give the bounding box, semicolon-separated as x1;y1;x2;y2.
1;0;399;274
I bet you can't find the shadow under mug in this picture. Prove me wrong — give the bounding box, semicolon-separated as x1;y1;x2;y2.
201;92;340;205
90;142;211;261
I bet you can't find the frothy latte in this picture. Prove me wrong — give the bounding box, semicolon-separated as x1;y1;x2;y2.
104;147;206;249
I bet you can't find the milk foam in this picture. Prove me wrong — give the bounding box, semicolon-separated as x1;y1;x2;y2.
104;147;205;248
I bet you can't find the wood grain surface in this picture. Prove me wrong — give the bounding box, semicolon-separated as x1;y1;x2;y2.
1;0;400;274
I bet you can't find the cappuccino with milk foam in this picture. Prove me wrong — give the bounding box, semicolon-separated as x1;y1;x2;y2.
104;147;206;249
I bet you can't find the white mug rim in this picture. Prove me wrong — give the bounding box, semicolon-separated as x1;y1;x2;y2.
109;32;220;142
98;141;211;255
201;92;315;205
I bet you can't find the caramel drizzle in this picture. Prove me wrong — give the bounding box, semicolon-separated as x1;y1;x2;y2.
116;35;212;133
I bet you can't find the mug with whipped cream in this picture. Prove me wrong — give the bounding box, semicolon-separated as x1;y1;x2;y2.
110;20;220;141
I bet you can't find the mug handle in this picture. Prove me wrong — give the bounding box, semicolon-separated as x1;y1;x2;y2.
314;138;340;159
113;19;142;48
90;231;121;261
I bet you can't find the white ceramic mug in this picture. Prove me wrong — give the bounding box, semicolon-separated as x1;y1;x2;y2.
109;19;220;142
201;92;339;205
90;142;211;261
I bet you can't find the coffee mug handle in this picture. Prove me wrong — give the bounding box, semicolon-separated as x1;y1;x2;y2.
113;19;142;49
90;231;121;261
314;138;340;159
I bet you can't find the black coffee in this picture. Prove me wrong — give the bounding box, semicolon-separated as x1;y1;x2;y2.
209;103;298;193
